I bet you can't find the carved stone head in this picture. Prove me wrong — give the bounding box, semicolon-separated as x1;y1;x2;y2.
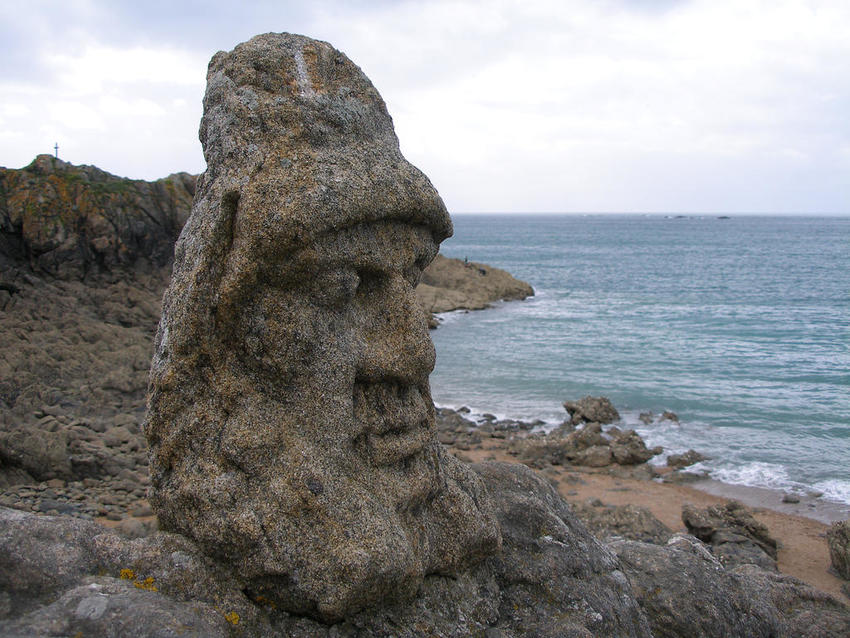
144;33;499;622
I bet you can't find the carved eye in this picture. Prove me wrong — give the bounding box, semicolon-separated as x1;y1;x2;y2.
313;269;360;309
354;269;383;297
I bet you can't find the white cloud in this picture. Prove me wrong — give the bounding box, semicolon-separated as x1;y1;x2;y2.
0;0;848;211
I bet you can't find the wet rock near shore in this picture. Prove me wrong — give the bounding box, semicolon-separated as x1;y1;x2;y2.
564;395;620;426
683;500;779;571
514;422;662;470
667;449;707;469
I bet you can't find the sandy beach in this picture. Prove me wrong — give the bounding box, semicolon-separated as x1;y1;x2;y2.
453;436;848;600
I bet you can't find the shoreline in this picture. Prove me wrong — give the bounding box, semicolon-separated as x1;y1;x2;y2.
445;433;849;601
432;400;850;526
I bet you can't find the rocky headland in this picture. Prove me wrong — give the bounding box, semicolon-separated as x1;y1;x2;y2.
0;32;848;638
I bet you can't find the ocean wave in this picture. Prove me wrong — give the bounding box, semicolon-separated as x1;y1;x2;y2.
812;479;850;505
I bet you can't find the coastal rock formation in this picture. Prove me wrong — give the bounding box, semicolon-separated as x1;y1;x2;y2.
145;32;500;621
2;30;850;638
0;155;195;279
827;520;850;580
564;395;621;425
0;464;654;637
416;253;534;317
667;449;706;469
571;499;673;545
515;422;661;469
612;534;850;638
683;500;779;571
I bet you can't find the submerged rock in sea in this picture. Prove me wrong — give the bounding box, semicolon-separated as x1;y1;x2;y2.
564;396;621;426
144;32;499;621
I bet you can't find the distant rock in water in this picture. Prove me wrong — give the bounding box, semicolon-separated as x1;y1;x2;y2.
0;155;195;279
416;253;534;318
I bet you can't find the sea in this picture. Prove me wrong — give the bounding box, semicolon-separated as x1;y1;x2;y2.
429;214;850;513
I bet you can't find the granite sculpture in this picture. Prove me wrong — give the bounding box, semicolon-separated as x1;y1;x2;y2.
144;32;500;622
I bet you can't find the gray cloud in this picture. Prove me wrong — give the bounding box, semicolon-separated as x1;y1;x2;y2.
1;0;848;213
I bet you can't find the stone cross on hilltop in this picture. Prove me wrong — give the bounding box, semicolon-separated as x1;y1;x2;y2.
54;143;58;159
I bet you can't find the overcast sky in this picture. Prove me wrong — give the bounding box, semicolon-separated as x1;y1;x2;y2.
1;0;848;213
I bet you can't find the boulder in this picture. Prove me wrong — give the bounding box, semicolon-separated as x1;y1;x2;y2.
611;535;780;637
610;429;661;465
733;563;850;638
144;32;499;622
563;396;620;425
827;520;850;580
667;449;706;469
570;499;673;545
682;500;778;571
612;534;850;637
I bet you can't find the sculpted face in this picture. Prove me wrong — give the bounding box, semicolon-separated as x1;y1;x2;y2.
145;32;499;623
231;221;441;498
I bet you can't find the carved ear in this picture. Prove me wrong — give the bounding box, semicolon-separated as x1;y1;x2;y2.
218;189;239;257
213;188;260;336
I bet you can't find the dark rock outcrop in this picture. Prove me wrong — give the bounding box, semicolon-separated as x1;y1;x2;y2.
571;499;674;545
564;396;621;426
612;534;780;637
683;500;779;571
612;534;850;637
827;520;850;580
0;155;195;279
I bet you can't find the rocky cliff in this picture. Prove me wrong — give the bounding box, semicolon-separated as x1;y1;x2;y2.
0;155;195;279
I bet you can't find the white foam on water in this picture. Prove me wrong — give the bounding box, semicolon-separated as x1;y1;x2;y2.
812;479;850;505
710;461;803;492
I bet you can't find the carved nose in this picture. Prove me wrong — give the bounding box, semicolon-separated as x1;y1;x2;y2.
357;273;435;384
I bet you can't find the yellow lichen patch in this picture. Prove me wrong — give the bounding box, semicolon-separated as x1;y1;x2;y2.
119;569;158;592
224;611;240;625
133;576;158;592
252;594;277;609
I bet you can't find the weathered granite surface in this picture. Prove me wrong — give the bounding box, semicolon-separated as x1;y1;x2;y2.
828;520;850;580
683;500;779;571
145;32;500;622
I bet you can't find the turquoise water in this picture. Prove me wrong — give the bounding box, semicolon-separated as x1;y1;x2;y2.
430;215;850;504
